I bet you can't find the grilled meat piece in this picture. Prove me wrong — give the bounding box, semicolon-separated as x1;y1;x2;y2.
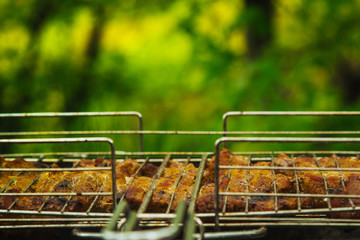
0;176;12;191
73;157;110;168
273;154;317;209
0;189;20;209
14;164;65;211
338;157;360;204
16;169;111;212
196;183;217;213
42;197;84;212
274;153;295;177
170;163;198;211
294;156;326;208
338;157;360;184
197;151;305;213
44;171;110;211
0;158;39;177
125;176;152;210
197;148;232;213
318;155;342;191
196;175;231;213
149;161;181;212
0;158;45;210
329;157;360;218
123;161;182;212
275;155;299;205
273;153;298;210
10;158;140;212
247;162;276;211
248;162;273;193
274;154;343;210
141;163;158;178
274;173;296;209
330;175;360;219
196;176;230;213
148;161;198;212
225;155;248;212
197;151;297;213
275;173;293;193
275;154;358;215
96;158;140;212
202;148;231;185
345;176;360;206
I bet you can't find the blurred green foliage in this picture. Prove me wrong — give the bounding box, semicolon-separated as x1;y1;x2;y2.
0;0;360;153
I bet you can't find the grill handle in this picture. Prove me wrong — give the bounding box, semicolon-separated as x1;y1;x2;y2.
74;201;187;240
222;111;360;134
186;212;265;239
194;227;267;240
222;111;360;136
0;111;144;152
222;111;360;147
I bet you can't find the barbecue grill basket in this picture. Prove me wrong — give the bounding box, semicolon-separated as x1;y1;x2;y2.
1;111;360;239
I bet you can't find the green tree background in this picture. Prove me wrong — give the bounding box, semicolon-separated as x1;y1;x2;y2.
0;0;360;153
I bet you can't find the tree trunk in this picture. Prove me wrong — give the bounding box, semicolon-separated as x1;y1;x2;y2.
244;0;274;59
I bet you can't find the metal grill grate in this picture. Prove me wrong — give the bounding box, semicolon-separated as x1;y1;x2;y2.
0;138;117;223
1;111;360;239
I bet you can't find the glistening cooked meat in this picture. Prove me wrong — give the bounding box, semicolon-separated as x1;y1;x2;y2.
170;162;198;211
273;154;342;210
151;161;198;212
294;156;327;208
338;156;360;183
318;155;342;192
125;160;197;213
123;162;159;210
95;158;141;212
222;154;248;212
272;153;298;209
125;176;152;210
318;154;344;213
0;158;44;209
201;147;232;185
247;162;275;211
2;151;360;218
197;148;232;213
149;161;184;212
339;157;360;209
5;158;141;212
197;149;294;213
329;156;360;218
250;162;294;211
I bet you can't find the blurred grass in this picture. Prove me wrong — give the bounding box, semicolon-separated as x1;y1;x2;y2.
0;0;360;154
